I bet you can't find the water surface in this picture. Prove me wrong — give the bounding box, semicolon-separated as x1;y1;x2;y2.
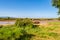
0;21;15;25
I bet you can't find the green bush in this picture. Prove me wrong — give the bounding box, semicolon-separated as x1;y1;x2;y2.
0;26;23;40
15;18;33;27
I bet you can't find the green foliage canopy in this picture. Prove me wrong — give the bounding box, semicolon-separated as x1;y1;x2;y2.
52;0;60;14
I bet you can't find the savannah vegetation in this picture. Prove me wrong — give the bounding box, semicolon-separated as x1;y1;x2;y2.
0;0;60;40
0;18;60;40
0;17;16;21
0;17;59;21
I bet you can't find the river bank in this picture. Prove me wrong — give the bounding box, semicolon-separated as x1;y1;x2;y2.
0;20;60;26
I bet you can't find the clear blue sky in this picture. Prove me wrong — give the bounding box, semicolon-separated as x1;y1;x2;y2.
0;0;58;18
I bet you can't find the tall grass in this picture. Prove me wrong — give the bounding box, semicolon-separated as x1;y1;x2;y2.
0;19;60;40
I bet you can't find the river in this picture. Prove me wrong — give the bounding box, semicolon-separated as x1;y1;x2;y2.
0;20;59;25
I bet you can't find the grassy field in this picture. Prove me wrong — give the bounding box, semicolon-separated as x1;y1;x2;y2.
0;19;60;40
24;22;60;40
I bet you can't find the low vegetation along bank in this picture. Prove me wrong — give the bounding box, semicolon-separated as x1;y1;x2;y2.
0;18;60;40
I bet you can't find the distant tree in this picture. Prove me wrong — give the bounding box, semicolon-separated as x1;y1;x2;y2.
52;0;60;15
7;17;10;24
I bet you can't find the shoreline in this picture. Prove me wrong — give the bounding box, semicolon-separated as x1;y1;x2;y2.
0;20;60;26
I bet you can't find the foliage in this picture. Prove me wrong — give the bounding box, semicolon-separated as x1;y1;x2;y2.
0;17;16;21
0;26;23;40
0;20;60;40
15;18;33;27
52;0;60;14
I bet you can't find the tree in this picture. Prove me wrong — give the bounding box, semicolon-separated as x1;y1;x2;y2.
7;17;10;24
52;0;60;15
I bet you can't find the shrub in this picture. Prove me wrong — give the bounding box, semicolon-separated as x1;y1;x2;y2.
0;26;23;40
15;18;33;27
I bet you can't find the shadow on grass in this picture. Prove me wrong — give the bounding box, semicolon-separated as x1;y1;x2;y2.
15;30;35;40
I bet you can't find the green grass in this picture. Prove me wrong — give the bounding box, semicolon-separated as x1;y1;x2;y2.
0;22;60;40
48;22;60;25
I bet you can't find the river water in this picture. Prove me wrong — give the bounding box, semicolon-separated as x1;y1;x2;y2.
0;20;59;25
0;21;15;25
